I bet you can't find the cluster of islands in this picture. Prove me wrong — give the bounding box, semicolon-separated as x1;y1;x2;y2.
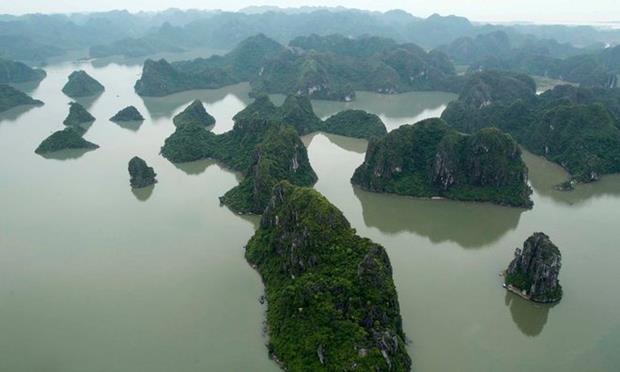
3;22;616;370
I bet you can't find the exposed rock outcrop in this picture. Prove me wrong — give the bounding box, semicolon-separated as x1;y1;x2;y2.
61;70;104;98
504;232;563;303
110;106;144;122
245;181;412;371
173;99;215;128
128;156;157;189
63;102;95;126
351;118;533;208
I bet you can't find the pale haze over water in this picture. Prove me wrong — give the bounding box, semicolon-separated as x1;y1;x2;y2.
1;0;619;24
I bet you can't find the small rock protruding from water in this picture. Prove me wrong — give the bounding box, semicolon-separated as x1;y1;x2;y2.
63;102;95;127
62;70;105;98
111;106;144;122
504;232;563;303
128;156;157;189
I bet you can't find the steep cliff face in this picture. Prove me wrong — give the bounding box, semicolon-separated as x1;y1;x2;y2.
352;118;532;207
441;75;620;183
62;70;104;98
278;94;323;135
128;156;157;189
63;102;95;126
220;125;317;214
505;233;563;303
246;182;411;371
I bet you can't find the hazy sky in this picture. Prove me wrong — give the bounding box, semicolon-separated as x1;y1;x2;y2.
1;0;619;25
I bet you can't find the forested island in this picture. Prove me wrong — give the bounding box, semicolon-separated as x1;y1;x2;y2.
161;95;318;214
441;70;620;182
436;30;618;88
173;100;215;128
135;33;461;100
128;156;157;188
245;181;411;370
504;232;563;303
161;94;393;213
0;58;46;84
0;84;43;113
62;70;105;98
35;127;99;154
63;102;95;126
110;106;144;122
352;118;533;208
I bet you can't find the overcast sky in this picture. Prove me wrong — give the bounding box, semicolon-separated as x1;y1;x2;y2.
1;0;619;25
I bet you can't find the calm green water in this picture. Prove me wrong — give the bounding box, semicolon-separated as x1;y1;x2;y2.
1;61;619;372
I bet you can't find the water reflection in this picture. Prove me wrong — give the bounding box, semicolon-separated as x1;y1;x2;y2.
174;159;216;176
505;291;553;337
131;184;154;201
303;132;368;154
524;150;620;205
140;83;251;119
71;93;103;110
0;104;41;123
313;91;456;130
112;120;143;132
90;47;229;69
10;79;44;94
38;147;97;160
353;187;524;249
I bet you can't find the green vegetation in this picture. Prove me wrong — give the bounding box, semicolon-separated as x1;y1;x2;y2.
134;34;285;96
251;34;461;100
0;84;43;113
323;110;387;139
110;106;144;122
351;118;533;208
34;127;99;154
63;102;95;126
441;74;620;182
173;100;215;128
245;181;411;370
136;33;462;100
62;70;105;98
0;58;46;83
161;95;319;214
220;125;317;214
505;232;563;303
128;156;157;188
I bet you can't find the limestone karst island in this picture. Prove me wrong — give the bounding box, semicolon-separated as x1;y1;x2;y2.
1;2;619;372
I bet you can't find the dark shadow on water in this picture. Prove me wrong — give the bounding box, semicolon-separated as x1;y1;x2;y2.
38;147;97;161
321;132;368;154
353;186;524;249
523;150;620;206
112;120;143;132
173;159;217;176
10;79;44;94
131;184;154;201
70;93;103;110
0;104;41;123
139;83;251;120
504;291;554;337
